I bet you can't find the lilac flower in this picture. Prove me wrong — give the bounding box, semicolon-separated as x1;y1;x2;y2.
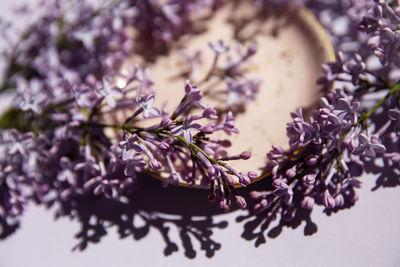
74;85;99;108
305;154;318;166
119;134;143;161
388;109;400;121
384;152;400;163
208;40;230;55
344;54;366;85
336;97;360;126
353;134;386;158
7;130;34;155
98;77;123;108
215;111;239;135
225;77;261;106
388;109;400;131
239;0;400;242
18;79;47;114
163;154;182;186
286;109;320;149
171;115;202;143
57;157;77;186
321;52;345;82
124;155;146;176
358;13;382;34
375;28;400;66
343;127;360;153
149;158;162;171
202;106;218;120
273;181;294;205
267;145;284;161
173;80;202;118
222;43;257;74
137;94;160;118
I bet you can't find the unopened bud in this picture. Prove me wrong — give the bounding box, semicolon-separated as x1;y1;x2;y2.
240;151;251;160
301;196;315;210
235;195;247;209
323;190;336;209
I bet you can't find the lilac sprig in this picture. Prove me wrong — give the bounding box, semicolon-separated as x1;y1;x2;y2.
112;80;256;210
358;0;400;66
0;0;263;233
247;0;400;235
200;40;261;108
0;74;255;216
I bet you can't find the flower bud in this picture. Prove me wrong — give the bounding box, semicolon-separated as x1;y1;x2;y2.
249;191;267;199
305;154;318;165
219;139;231;147
247;171;258;180
302;174;316;187
225;175;235;185
273;178;285;188
160;116;172;128
285;167;296;178
207;166;216;177
93;184;103;196
235;195;247;209
301;196;315;210
334;193;345;207
149;159;162;171
260;198;268;208
158;141;170;150
85;74;97;85
240;151;251;160
323;190;336;209
202;106;218;120
239;174;250;186
202;124;215;134
219;199;228;210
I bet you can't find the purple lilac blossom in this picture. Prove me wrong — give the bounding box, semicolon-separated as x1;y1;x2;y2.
247;0;400;239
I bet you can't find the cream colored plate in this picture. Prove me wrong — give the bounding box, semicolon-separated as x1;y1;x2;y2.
120;2;335;188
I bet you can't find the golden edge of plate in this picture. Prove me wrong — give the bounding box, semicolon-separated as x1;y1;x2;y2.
248;7;336;188
150;6;336;189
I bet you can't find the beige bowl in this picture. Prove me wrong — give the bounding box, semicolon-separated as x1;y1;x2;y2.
121;2;335;188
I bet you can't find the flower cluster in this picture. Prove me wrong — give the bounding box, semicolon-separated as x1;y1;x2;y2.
249;0;400;229
202;40;261;108
0;0;268;233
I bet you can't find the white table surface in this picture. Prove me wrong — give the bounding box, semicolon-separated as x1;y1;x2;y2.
0;1;399;267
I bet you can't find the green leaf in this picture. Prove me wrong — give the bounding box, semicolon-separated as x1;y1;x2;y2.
0;108;30;131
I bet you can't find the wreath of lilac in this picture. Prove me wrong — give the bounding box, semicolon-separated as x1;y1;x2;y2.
0;0;399;248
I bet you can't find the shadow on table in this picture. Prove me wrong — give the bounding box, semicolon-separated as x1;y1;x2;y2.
51;173;321;258
236;178;319;248
54;173;228;259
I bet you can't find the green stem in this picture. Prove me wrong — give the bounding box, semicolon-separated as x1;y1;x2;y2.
340;81;400;142
83;121;218;164
358;82;400;125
